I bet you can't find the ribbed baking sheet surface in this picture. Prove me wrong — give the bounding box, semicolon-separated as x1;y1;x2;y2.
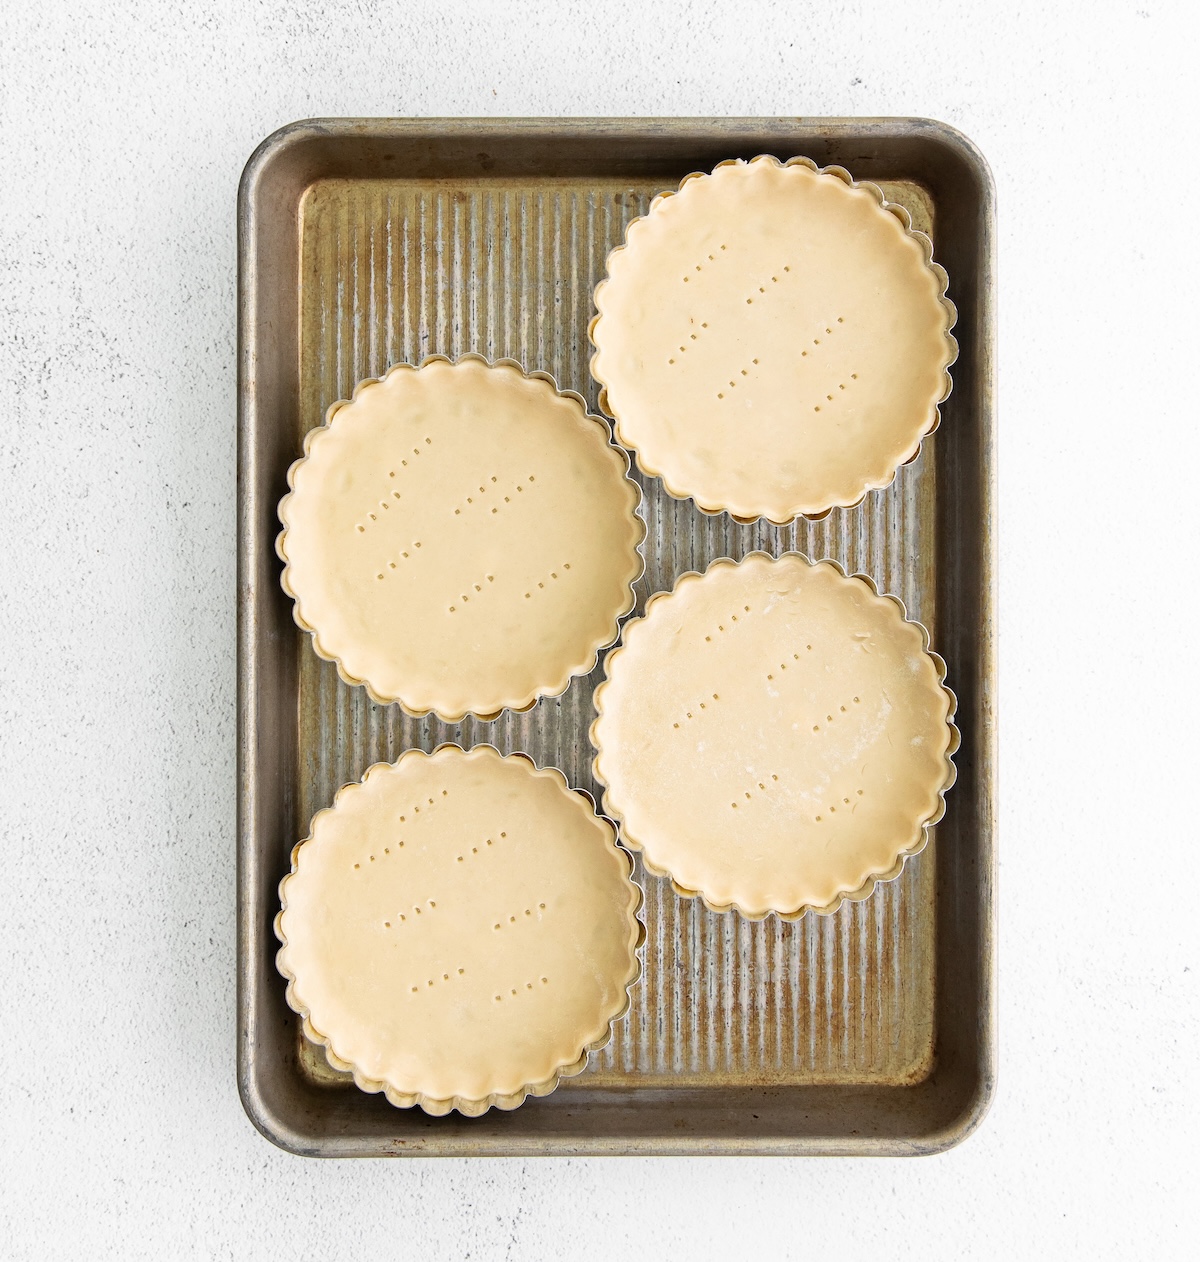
294;176;938;1089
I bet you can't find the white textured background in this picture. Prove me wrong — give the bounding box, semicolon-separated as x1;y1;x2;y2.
2;0;1197;1257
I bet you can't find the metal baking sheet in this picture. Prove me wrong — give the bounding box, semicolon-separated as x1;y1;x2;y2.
237;117;996;1156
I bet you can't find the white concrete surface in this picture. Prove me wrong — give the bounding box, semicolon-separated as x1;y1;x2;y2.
3;0;1197;1257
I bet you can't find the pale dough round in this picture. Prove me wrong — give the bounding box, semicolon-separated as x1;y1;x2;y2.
590;156;957;521
278;357;643;719
276;746;642;1115
591;554;956;917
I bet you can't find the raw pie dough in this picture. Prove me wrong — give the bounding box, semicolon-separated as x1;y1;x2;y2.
276;745;642;1115
590;156;957;522
591;553;957;917
278;356;643;719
